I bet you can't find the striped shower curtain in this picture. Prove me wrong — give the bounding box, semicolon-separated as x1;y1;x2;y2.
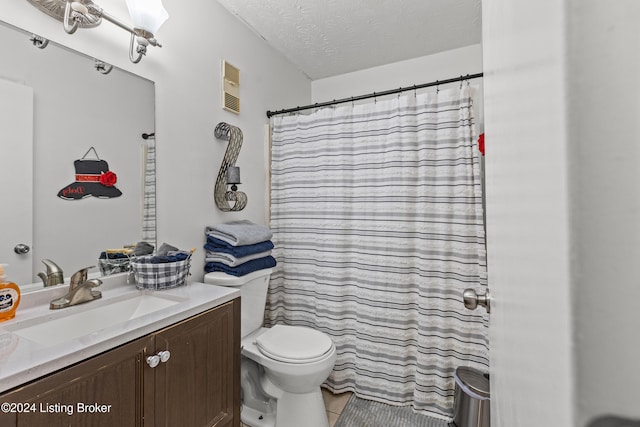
266;85;488;420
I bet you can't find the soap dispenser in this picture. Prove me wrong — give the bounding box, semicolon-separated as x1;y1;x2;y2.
0;265;20;321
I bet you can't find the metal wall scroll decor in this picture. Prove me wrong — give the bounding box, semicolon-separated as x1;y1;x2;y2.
214;122;247;211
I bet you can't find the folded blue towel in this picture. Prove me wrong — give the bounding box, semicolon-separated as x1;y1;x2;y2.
205;249;272;267
151;251;190;263
99;251;129;259
135;251;191;264
205;220;273;247
204;255;276;276
204;237;274;257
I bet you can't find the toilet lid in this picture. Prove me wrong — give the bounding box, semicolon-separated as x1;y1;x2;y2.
255;325;334;363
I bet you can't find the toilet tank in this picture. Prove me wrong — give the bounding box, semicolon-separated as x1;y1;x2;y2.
203;268;272;338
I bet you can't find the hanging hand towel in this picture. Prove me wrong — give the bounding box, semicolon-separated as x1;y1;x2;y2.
205;220;273;246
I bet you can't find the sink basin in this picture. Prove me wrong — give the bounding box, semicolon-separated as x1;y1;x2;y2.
6;292;184;347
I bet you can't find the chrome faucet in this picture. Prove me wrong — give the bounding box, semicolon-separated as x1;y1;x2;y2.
50;266;102;310
38;259;64;287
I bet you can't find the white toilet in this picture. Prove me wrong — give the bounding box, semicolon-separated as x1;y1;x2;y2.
204;268;337;427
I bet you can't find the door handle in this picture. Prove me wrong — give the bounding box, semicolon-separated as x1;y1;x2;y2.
463;288;491;314
14;244;30;254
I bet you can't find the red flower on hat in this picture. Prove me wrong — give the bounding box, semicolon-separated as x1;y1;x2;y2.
99;171;117;187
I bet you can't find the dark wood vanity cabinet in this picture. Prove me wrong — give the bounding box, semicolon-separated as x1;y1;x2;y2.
0;299;240;427
154;299;240;427
0;335;154;427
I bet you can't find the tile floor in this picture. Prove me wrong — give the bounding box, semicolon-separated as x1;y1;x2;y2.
322;388;353;427
240;388;353;427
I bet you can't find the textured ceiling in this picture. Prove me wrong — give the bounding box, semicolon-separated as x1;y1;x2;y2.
216;0;482;80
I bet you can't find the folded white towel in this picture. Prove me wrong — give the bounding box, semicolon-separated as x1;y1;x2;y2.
205;220;273;247
205;249;272;267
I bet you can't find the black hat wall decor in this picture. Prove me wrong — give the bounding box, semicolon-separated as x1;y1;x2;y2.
58;147;122;200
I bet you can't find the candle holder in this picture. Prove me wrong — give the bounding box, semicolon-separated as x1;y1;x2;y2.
226;166;241;191
214;122;247;212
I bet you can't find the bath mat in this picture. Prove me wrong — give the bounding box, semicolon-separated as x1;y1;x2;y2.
334;395;450;427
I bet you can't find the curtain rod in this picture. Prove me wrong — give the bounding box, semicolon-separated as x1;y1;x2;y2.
266;72;483;118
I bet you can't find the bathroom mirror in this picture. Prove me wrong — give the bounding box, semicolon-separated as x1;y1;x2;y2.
0;19;156;290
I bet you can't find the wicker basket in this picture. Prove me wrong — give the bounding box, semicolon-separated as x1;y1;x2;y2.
130;255;191;290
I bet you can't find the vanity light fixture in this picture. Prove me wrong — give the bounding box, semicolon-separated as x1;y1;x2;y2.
26;0;169;63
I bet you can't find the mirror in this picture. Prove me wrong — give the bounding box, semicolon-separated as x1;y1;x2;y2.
0;19;156;290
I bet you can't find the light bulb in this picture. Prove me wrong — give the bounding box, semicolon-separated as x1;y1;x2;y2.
70;1;88;14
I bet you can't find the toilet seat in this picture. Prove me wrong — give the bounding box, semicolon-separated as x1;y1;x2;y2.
255;325;334;364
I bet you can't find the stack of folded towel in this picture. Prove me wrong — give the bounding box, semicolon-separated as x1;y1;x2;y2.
204;220;276;276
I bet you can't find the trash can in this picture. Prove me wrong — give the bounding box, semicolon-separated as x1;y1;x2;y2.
452;366;490;427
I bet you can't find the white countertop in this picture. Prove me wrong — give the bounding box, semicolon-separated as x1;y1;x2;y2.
0;273;239;393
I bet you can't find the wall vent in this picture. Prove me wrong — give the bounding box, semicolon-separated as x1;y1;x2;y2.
222;60;240;114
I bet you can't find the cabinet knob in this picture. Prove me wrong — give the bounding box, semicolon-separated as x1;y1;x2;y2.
158;350;171;363
146;355;160;368
146;351;170;368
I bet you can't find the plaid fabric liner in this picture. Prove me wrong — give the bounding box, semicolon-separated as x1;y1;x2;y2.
130;255;191;290
98;257;131;276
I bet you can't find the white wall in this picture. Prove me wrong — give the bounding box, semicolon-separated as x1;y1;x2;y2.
484;0;640;426
0;1;311;281
482;1;575;425
311;44;484;132
568;1;640;425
